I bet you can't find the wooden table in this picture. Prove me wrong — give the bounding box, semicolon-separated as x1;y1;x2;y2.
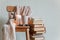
16;26;30;40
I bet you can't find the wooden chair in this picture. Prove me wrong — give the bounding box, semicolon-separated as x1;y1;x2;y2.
6;6;31;40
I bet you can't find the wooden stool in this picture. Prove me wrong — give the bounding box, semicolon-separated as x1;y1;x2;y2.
16;26;30;40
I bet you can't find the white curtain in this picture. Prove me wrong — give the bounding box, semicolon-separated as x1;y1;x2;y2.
2;19;16;40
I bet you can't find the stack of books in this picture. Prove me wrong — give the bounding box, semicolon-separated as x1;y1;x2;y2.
30;19;46;40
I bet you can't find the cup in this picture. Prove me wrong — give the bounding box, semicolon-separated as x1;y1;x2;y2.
24;16;29;25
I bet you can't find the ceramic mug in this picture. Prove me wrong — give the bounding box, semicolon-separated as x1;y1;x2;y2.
24;16;29;25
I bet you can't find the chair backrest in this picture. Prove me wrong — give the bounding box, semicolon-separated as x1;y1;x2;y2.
6;6;17;12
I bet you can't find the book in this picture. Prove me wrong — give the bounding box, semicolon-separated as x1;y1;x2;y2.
31;33;44;37
30;30;46;35
31;37;44;40
30;27;46;35
34;24;44;28
33;20;43;24
30;30;45;35
35;31;45;34
31;27;45;31
30;34;44;40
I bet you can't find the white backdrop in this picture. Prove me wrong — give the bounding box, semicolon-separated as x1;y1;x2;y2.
0;0;60;40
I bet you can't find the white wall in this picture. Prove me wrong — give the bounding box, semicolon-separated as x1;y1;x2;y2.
0;0;60;40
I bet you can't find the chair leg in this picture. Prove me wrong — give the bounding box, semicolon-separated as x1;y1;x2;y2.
26;29;30;40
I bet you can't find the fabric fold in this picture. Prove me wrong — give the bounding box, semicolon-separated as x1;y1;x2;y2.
2;19;16;40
